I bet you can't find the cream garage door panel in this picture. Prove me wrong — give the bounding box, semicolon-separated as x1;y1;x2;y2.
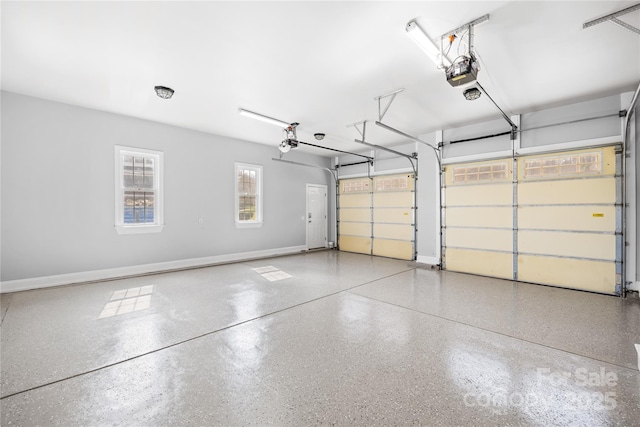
340;193;371;208
518;205;615;232
373;192;413;208
446;228;512;252
519;231;615;261
373;223;413;240
519;178;615;205
373;208;413;224
443;146;620;293
518;255;616;293
339;174;415;261
446;206;513;229
339;236;371;254
445;183;512;207
445;248;513;279
339;208;370;222
340;222;371;237
373;239;413;260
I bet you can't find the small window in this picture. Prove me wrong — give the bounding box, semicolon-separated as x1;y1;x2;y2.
374;174;412;192
114;146;164;234
452;161;508;184
235;163;263;228
341;178;371;193
523;152;601;179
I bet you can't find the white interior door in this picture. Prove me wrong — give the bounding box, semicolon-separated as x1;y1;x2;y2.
307;184;327;249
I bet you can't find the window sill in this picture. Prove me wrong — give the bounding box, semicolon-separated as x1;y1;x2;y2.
235;221;263;229
115;224;165;235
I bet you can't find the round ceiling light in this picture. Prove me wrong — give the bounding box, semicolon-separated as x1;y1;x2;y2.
279;140;291;153
314;133;325;141
463;87;481;101
154;86;174;99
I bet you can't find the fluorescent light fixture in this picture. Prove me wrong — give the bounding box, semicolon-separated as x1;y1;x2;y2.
238;108;291;128
406;20;451;68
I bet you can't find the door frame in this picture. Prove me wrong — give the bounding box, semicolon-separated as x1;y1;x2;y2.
306;183;328;249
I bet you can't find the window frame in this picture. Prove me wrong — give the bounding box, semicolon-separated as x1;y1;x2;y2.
114;145;164;235
235;162;263;228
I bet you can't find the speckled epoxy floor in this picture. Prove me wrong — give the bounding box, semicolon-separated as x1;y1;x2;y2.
1;251;639;425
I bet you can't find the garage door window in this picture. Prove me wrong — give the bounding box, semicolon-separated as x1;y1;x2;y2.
523;152;601;179
452;161;508;184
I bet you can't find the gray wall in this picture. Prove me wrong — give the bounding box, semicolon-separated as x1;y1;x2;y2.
521;94;621;148
1;91;333;282
415;133;439;262
442;118;511;158
636;101;640;284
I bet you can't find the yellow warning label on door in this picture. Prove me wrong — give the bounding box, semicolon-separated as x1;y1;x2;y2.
592;213;604;217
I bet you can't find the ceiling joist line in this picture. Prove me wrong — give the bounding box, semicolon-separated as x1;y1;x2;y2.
583;3;640;35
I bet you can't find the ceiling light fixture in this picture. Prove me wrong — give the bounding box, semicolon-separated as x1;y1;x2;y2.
238;108;291;128
154;86;174;99
314;133;325;141
406;20;451;68
279;140;292;153
463;87;482;101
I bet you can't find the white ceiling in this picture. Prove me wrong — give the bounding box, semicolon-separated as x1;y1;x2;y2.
2;1;639;156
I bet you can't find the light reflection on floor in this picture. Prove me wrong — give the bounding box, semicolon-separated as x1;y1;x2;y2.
98;285;154;319
252;266;292;282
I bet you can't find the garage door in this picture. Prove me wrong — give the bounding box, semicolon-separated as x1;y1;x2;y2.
517;146;620;293
443;145;621;294
338;174;415;260
338;177;372;255
443;158;514;279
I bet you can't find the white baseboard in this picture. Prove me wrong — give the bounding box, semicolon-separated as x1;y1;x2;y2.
416;255;440;266
0;245;307;294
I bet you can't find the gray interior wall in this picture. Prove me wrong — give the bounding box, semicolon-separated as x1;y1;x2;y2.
442;118;512;158
521;94;621;147
636;101;640;284
416;132;438;262
1;91;333;282
335;153;371;177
